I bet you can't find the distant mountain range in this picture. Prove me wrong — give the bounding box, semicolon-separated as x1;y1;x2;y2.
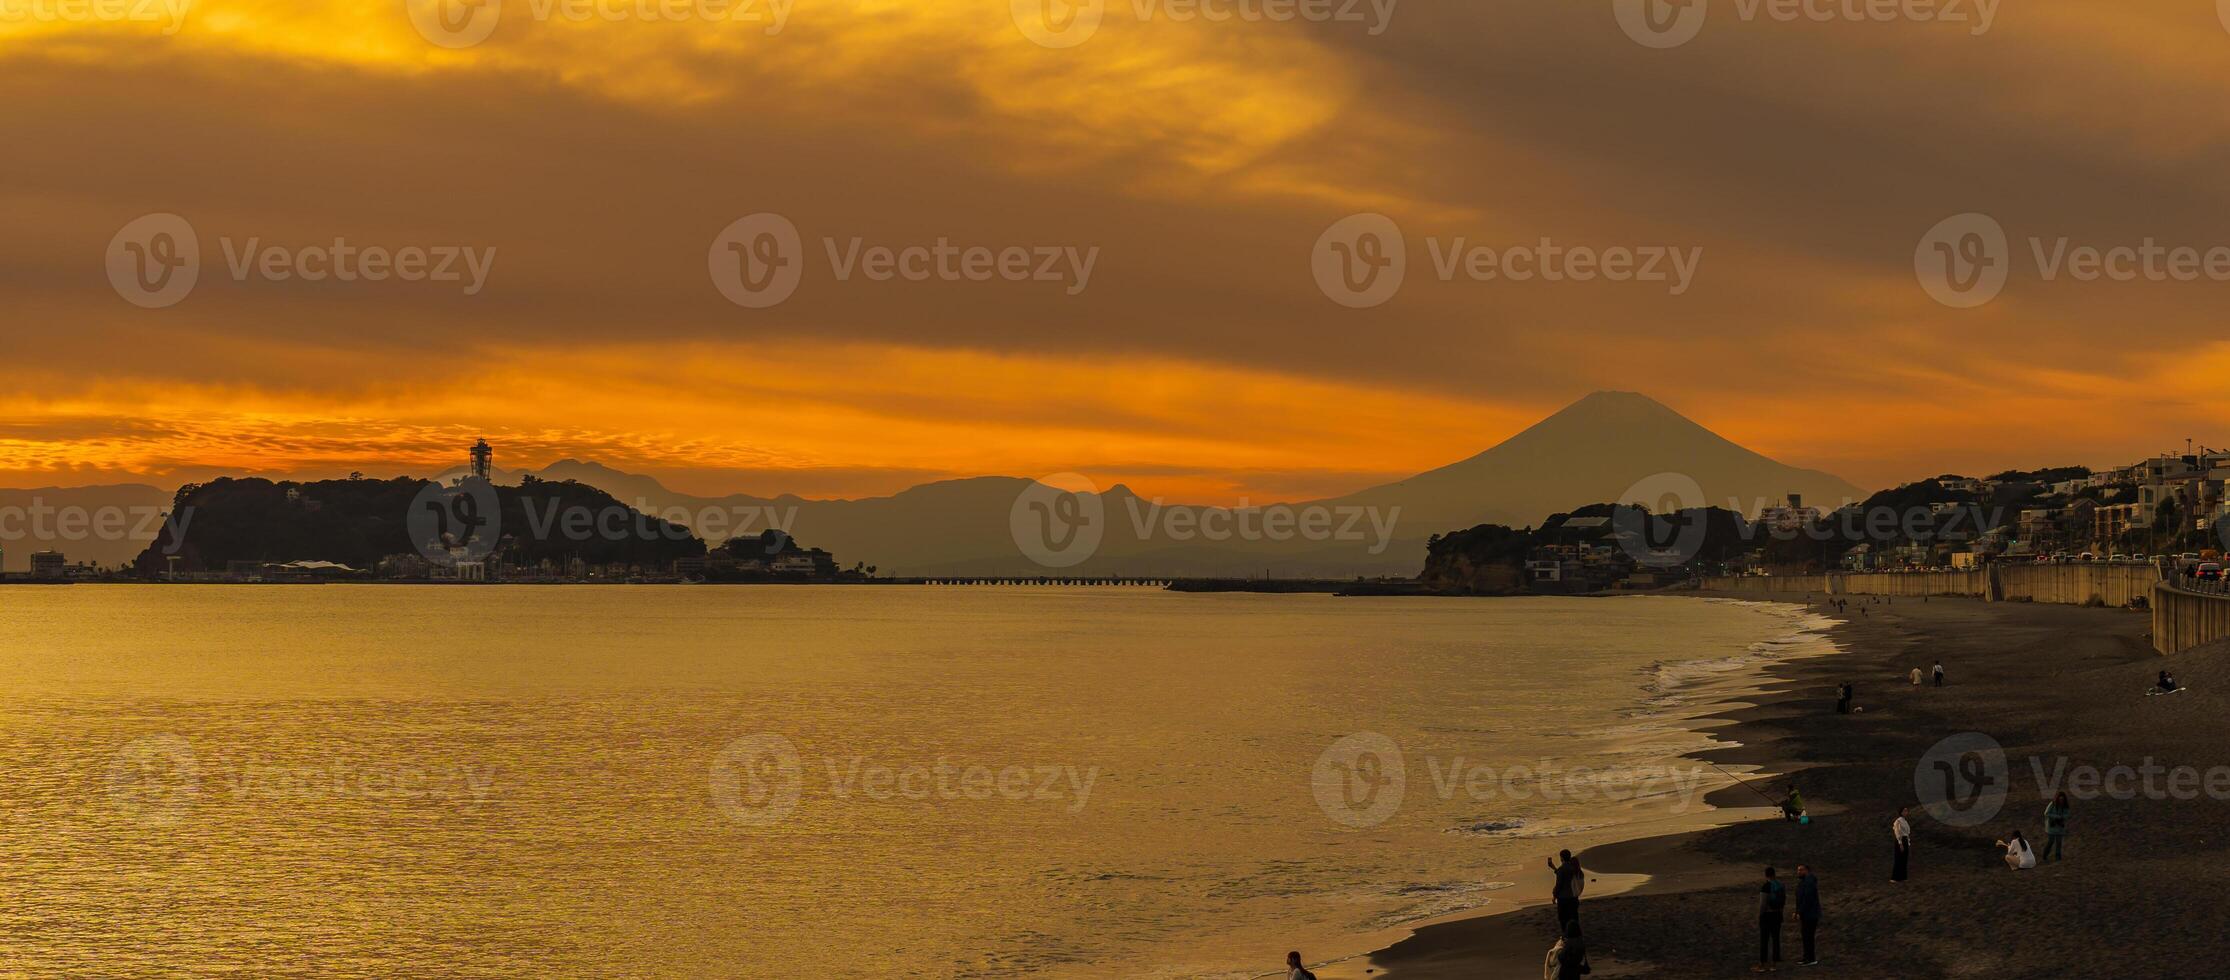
1;392;1866;577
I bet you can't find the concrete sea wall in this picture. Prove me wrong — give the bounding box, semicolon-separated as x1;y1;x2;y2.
1706;564;2215;654
2152;582;2230;655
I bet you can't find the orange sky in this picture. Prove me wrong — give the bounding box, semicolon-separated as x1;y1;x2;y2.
7;2;2230;503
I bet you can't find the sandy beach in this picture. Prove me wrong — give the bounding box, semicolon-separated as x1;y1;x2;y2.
1359;593;2230;978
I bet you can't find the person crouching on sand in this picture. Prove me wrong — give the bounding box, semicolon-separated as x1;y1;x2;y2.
1285;950;1316;980
1544;921;1589;980
1998;830;2037;870
1779;784;1806;822
2157;670;2179;693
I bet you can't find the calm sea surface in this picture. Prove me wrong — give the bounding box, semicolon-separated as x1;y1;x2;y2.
0;586;1830;977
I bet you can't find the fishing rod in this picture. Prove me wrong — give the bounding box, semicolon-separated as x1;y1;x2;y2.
1703;760;1787;806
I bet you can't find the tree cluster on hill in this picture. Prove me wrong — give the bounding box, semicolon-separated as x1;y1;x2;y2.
132;475;705;574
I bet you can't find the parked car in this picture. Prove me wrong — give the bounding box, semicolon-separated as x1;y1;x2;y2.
2198;562;2223;581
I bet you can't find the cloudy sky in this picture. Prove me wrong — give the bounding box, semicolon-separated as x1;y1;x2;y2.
7;0;2230;502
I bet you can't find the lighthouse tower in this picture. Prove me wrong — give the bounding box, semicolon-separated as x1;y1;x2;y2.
470;439;493;483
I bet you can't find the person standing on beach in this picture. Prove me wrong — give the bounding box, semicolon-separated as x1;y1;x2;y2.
1795;864;1821;966
1755;866;1786;972
1909;667;1922;688
1932;661;1945;687
1548;850;1585;932
1284;950;1317;980
1892;807;1913;882
2043;793;2070;861
1835;682;1853;714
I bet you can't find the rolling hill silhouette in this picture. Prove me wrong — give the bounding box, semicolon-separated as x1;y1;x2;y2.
10;392;1864;577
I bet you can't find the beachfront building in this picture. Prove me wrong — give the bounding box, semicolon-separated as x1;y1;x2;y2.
1754;493;1823;533
2090;503;2144;548
29;550;65;579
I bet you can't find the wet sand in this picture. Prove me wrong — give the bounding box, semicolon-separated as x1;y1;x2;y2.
1363;593;2230;978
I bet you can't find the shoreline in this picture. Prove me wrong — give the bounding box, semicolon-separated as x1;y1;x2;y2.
1362;592;2193;978
1288;596;1848;980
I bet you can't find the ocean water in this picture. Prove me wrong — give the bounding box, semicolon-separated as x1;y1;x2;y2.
0;586;1832;977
